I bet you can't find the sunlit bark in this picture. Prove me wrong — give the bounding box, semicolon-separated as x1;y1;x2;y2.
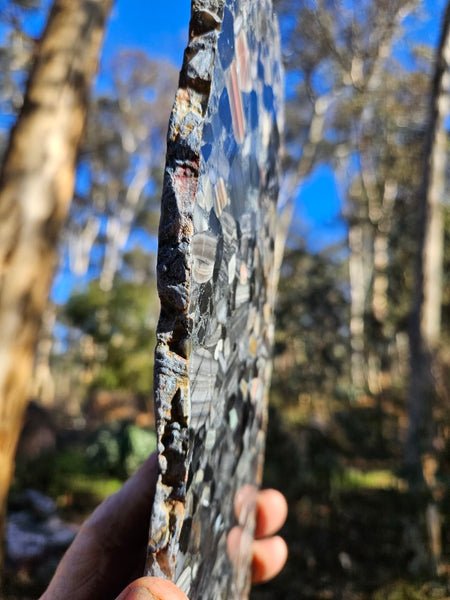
348;1;417;393
348;221;369;390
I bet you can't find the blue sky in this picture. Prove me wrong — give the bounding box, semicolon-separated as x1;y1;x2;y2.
103;0;190;65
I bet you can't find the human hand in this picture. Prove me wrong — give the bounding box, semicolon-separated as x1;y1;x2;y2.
41;452;287;600
228;485;288;584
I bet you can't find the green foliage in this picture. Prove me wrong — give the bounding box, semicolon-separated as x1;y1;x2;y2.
63;277;158;395
273;240;350;403
13;422;157;507
373;581;449;599
12;447;122;508
331;467;401;491
375;583;421;600
86;421;157;478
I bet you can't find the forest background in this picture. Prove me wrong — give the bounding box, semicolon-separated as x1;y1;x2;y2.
0;0;449;598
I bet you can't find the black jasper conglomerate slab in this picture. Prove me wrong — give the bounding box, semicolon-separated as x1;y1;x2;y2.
146;0;284;597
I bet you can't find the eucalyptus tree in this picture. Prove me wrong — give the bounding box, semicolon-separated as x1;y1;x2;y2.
0;0;112;575
69;50;177;291
406;0;450;574
273;0;432;395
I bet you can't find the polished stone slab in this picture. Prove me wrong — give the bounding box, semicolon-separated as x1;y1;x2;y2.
146;1;284;597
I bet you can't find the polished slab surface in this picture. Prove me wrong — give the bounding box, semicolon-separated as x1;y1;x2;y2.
146;1;284;597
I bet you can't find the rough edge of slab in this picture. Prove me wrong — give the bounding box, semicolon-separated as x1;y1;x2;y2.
146;0;226;580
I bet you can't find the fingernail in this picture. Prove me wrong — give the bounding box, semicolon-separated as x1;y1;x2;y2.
124;586;159;600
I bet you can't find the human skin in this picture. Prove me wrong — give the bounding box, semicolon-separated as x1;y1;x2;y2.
40;452;288;600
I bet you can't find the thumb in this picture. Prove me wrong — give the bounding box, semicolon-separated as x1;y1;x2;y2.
115;577;189;600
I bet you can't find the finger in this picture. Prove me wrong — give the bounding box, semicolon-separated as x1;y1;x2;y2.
251;536;288;584
115;577;188;600
254;489;288;539
227;527;288;585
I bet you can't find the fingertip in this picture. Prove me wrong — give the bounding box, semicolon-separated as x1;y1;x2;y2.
252;535;288;584
116;577;189;600
255;489;288;539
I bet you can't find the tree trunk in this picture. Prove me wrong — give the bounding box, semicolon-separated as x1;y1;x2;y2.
0;0;112;578
348;220;370;392
347;2;417;396
407;0;450;574
31;303;57;407
368;179;397;395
